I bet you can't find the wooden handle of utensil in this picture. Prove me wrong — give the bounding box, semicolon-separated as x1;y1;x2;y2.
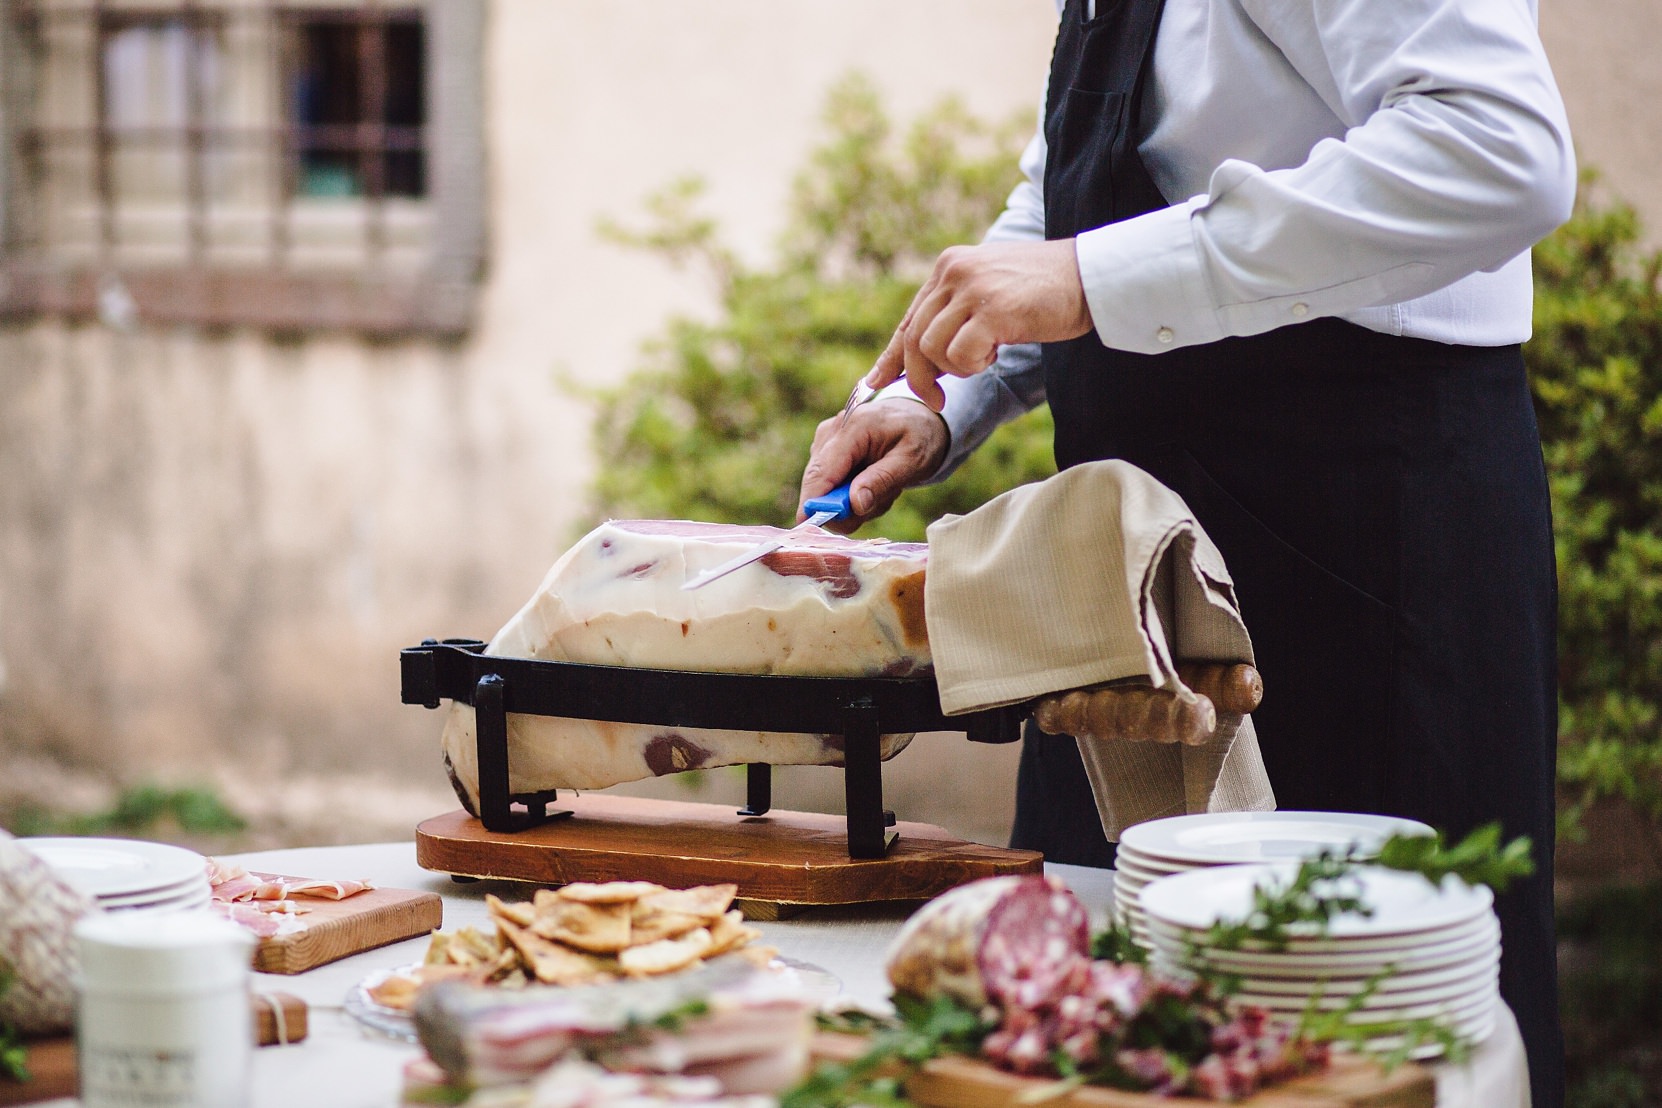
1032;685;1217;746
1175;662;1263;715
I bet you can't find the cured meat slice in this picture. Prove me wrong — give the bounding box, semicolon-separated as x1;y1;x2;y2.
439;519;932;813
884;875;1090;1011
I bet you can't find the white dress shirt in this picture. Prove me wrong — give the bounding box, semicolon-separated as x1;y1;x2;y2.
908;0;1576;480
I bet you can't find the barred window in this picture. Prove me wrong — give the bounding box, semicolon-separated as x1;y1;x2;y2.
0;0;484;335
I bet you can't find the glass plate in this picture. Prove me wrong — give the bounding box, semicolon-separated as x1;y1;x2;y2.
344;955;843;1044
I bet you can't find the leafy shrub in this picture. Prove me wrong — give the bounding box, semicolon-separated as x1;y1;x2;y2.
1528;180;1662;854
583;73;1055;543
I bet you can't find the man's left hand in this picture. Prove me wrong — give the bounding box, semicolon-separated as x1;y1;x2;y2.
867;238;1093;410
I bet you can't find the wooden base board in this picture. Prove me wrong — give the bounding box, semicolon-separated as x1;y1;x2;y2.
811;1032;1436;1108
251;881;443;974
416;795;1042;906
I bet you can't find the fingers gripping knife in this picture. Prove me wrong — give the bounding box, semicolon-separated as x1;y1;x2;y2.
681;482;855;591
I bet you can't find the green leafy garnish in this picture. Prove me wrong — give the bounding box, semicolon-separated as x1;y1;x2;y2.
781;994;993;1108
1372;824;1535;892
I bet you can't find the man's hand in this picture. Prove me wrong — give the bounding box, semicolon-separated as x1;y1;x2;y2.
798;399;950;532
868;238;1092;410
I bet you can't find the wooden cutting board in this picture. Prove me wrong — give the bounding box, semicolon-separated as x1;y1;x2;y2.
416;796;1043;907
811;1032;1436;1108
249;879;443;974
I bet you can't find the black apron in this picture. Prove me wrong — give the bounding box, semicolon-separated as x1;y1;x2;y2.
1010;2;1564;1104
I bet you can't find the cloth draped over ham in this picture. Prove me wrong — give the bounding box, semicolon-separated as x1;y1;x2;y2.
439;519;932;813
924;460;1276;838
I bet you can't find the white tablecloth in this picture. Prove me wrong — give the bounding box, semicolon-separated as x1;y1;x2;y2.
37;841;1531;1107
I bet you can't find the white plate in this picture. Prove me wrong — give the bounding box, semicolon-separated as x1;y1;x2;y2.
97;875;212;908
1120;812;1434;867
1113;857;1185;885
1152;949;1500;996
1144;907;1499;957
1141;863;1492;939
1230;989;1496;1028
1154;948;1500;996
103;889;213;914
345;956;844;1044
21;837;208;899
1150;934;1500;980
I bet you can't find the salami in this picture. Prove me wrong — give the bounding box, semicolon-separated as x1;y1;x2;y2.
884;875;1090;1011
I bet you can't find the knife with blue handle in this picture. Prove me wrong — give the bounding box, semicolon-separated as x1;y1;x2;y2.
681;482;855;591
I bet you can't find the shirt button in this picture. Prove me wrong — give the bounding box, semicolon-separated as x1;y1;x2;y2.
1156;327;1175;344
1291;302;1310;318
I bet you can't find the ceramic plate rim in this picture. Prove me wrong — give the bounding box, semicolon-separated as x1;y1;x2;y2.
1120;812;1435;866
1140;863;1492;937
21;837;208;898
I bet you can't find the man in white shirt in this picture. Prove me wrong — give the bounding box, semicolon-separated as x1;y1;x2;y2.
798;1;1572;1103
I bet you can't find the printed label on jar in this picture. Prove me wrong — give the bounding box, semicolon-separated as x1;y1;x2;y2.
81;1045;198;1106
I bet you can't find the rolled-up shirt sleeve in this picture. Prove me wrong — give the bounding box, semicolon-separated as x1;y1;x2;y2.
1077;0;1575;354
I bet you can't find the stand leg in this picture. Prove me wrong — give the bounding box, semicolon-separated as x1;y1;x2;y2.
473;674;573;832
843;700;897;858
738;763;772;817
475;674;514;833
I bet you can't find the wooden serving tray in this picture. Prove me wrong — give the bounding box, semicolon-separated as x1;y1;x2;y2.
250;880;443;974
416;795;1042;906
810;1032;1436;1108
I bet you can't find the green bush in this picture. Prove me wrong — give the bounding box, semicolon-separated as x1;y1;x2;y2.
583;74;1054;543
1527;180;1662;852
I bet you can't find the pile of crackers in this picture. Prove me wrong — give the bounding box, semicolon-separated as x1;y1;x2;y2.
372;880;769;1009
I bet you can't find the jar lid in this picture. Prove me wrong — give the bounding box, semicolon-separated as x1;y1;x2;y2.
76;911;254;994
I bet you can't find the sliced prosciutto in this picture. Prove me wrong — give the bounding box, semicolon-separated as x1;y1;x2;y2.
439;519;932;812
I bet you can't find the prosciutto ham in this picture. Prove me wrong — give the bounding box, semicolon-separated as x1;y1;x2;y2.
206;859;372;938
439;519;932;813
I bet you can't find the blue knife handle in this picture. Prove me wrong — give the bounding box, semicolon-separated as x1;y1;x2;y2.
803;482;855;522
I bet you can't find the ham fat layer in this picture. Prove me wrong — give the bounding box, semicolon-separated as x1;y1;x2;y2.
440;519;932;810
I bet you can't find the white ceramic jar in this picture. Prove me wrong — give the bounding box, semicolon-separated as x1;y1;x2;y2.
75;911;255;1108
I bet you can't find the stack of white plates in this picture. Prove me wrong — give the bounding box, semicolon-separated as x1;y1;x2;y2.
22;837;212;915
1114;812;1433;947
1141;862;1501;1056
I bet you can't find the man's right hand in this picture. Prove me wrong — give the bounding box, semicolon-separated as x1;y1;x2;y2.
797;398;950;533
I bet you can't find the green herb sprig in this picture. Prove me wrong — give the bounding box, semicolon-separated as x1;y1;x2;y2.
781;994;993;1108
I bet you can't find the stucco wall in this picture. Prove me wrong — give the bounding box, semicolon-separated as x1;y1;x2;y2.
0;0;1055;844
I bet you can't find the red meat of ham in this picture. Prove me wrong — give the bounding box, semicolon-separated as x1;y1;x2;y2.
884;875;1091;1011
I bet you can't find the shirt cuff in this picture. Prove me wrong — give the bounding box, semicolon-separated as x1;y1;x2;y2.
1074;198;1225;354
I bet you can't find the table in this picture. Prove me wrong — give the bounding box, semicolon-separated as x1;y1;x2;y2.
34;841;1532;1107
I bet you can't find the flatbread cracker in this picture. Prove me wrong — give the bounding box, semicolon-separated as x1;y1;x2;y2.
486;893;536;928
531;898;633;953
629;903;708;945
638;883;737;921
498;919;617;986
618;927;714;976
705;909;762;956
555;881;665;904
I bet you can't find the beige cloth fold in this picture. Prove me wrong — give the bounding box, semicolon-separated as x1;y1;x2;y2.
924;459;1275;839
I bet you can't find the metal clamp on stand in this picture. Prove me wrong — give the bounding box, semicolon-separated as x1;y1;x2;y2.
400;639;1025;858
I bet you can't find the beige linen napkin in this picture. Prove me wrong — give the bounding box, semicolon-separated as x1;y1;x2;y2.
925;459;1275;839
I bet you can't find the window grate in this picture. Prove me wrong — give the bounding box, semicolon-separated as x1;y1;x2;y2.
8;0;428;274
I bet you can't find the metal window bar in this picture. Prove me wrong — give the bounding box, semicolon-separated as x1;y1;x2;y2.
10;1;425;275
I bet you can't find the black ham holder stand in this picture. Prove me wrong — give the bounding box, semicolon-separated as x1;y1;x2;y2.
401;639;1026;859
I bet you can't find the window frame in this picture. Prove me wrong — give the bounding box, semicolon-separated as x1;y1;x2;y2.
0;0;485;337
